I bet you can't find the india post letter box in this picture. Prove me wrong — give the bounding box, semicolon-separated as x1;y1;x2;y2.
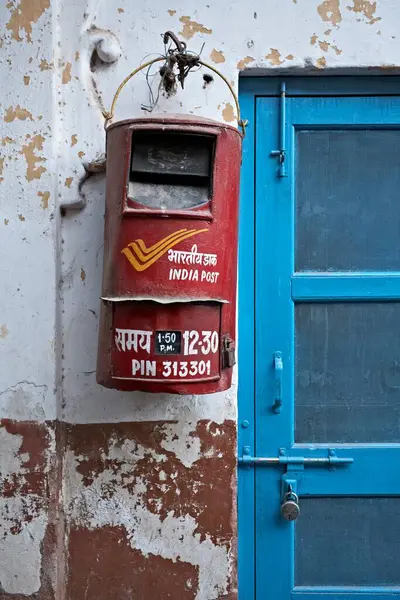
97;115;242;394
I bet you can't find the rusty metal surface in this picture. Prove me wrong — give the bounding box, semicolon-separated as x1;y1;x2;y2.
97;116;241;393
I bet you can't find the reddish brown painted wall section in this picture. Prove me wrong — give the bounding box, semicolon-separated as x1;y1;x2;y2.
0;420;237;599
65;420;237;599
0;420;57;600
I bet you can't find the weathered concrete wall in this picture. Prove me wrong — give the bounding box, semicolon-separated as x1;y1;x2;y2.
0;0;398;598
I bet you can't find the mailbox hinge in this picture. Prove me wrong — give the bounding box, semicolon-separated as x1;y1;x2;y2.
270;81;287;178
222;335;236;369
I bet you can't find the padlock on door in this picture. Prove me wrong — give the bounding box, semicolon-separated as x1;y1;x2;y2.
280;487;300;521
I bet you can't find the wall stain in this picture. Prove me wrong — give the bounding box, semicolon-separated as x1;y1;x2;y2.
4;105;33;122
65;176;73;188
38;191;50;209
265;48;284;65
347;0;381;24
71;134;78;147
210;49;225;64
6;0;50;42
179;16;212;40
0;325;9;339
23;75;30;85
237;56;255;70
317;0;342;26
62;62;72;84
222;103;235;123
20;135;46;181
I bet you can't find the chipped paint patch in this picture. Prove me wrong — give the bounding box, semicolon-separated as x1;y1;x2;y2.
71;134;78;147
20;135;46;181
286;54;294;60
265;48;284;66
0;157;4;183
4;219;9;226
23;75;30;85
222;103;235;123
78;150;85;158
210;49;225;64
39;58;53;71
6;0;50;42
18;214;25;221
2;137;14;146
4;105;33;122
74;50;80;61
118;7;124;13
65;176;73;188
317;0;342;26
347;0;381;24
311;33;318;45
316;56;327;68
237;56;255;70
80;268;86;282
179;16;212;40
168;9;177;16
62;62;72;84
38;191;50;209
0;325;9;339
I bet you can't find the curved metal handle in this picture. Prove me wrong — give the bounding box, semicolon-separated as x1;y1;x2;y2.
272;351;283;413
103;56;246;135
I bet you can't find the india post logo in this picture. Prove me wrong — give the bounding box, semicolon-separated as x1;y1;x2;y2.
121;228;207;272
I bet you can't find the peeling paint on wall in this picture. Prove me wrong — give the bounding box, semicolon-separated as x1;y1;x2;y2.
317;0;342;27
4;105;33;123
265;48;284;65
20;135;46;181
210;49;225;64
62;62;72;84
0;421;55;596
347;0;381;25
237;56;255;70
6;0;50;42
38;190;50;209
179;16;212;40
64;421;237;600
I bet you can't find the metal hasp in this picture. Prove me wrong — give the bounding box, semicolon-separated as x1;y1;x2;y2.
238;447;354;467
272;351;283;413
270;81;287;177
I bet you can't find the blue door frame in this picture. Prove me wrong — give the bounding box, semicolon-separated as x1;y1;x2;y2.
238;76;400;600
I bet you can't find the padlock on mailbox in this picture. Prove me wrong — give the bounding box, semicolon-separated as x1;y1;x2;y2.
96;114;242;393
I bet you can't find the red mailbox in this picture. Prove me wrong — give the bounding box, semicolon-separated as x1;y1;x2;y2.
97;114;242;394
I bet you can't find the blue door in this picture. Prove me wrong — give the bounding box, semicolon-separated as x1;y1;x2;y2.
238;77;400;600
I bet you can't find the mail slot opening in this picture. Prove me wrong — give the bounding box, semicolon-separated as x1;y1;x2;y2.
128;131;215;210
